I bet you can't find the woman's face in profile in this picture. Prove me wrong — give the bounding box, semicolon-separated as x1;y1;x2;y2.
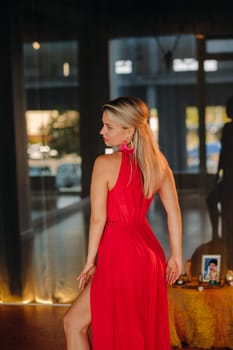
100;111;130;148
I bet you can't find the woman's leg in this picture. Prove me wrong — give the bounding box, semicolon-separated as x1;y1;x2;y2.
63;281;92;350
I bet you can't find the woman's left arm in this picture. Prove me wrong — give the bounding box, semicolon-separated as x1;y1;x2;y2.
158;167;182;285
77;155;109;289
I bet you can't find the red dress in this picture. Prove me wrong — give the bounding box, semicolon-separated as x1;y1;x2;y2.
90;150;171;350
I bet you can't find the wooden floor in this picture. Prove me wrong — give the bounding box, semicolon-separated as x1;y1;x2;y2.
0;304;67;350
0;304;200;350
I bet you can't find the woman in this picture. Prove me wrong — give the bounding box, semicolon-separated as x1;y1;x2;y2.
64;96;182;350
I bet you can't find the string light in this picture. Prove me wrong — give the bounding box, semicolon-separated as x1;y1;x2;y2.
32;41;40;50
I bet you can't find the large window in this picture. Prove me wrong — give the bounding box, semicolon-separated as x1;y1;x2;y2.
109;35;233;174
22;41;86;304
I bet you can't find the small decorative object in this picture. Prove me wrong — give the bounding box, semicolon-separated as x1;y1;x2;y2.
184;259;192;282
225;270;233;285
197;285;204;292
209;279;217;286
197;272;204;290
198;272;203;285
220;275;225;287
175;278;185;286
201;254;221;282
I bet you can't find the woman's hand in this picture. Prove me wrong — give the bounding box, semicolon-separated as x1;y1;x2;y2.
76;263;96;290
166;256;182;286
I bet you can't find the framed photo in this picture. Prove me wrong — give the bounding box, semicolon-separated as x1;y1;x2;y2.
201;254;221;282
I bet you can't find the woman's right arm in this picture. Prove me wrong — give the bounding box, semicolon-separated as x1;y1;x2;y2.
77;155;109;289
158;166;182;285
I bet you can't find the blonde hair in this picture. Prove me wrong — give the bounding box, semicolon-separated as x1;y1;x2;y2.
102;96;168;198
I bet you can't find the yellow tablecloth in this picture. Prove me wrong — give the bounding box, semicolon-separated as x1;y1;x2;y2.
168;285;233;349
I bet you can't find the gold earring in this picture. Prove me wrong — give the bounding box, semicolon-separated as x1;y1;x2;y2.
128;140;134;149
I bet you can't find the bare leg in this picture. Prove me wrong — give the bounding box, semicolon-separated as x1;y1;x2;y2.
63;281;92;350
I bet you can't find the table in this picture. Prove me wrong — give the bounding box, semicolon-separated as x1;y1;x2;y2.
168;284;233;349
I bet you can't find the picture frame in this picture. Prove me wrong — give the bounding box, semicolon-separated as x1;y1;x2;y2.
201;254;221;282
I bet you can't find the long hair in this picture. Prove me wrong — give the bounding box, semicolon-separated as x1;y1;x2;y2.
102;96;168;198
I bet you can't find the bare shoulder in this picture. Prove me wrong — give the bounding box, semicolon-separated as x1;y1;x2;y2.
94;151;121;170
93;152;122;189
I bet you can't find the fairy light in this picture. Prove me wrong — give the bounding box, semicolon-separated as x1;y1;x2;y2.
32;41;41;50
63;62;70;77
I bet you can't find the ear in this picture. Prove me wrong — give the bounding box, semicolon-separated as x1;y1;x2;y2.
127;127;135;139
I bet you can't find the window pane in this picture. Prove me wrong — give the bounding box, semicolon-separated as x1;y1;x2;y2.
206;106;230;173
186;107;199;172
206;39;233;54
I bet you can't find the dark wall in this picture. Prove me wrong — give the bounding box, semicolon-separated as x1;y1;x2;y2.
26;87;79;110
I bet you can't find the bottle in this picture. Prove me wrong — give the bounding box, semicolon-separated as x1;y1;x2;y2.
184;259;192;282
198;272;203;285
197;272;204;291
